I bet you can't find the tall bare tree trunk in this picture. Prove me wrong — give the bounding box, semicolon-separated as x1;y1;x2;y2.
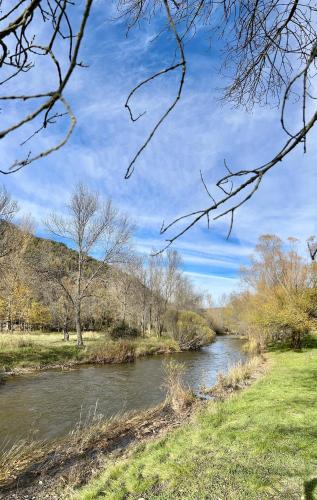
75;247;84;347
75;302;83;347
63;319;69;342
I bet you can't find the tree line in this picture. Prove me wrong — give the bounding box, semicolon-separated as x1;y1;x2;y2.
0;184;213;348
220;235;317;350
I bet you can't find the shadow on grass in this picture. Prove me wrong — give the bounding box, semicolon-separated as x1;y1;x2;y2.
304;478;317;499
268;334;317;353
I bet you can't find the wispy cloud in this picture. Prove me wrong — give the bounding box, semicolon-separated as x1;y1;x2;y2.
1;4;317;301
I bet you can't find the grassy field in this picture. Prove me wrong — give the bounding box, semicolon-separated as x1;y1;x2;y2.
0;332;179;372
73;340;317;499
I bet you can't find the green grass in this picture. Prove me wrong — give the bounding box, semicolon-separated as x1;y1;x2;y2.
0;332;179;372
73;345;317;499
0;332;87;371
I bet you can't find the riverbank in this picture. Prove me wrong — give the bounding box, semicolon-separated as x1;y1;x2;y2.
0;401;195;499
0;332;190;377
0;353;263;499
72;341;317;499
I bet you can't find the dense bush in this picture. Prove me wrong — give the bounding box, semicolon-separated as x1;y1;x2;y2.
175;310;215;349
109;321;140;340
222;235;317;350
252;288;313;349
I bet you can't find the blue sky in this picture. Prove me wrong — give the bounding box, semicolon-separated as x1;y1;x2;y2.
1;2;317;302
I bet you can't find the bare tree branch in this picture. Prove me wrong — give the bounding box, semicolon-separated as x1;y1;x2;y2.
0;0;93;173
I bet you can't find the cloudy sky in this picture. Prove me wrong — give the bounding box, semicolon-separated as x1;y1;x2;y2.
1;2;317;302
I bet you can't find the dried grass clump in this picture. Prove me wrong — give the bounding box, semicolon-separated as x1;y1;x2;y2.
66;403;106;454
16;337;35;349
164;360;195;413
88;340;136;364
212;356;263;395
0;436;44;484
243;335;266;355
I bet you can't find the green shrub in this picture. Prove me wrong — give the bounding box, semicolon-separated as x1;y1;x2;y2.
176;310;215;349
109;321;140;340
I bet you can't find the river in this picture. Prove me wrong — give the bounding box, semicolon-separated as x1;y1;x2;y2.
0;336;247;448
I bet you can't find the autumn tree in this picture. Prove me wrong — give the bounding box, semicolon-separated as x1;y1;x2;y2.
0;223;34;331
176;310;215;349
44;183;132;347
224;234;317;350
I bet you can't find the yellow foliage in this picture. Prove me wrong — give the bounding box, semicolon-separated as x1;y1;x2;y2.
27;301;51;328
222;235;317;350
176;310;215;344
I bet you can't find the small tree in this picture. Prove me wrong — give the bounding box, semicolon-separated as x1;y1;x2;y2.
27;301;51;331
45;183;132;347
176;310;215;349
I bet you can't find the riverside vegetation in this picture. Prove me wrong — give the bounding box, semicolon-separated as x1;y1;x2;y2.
3;340;317;499
0;310;215;374
217;234;317;353
0;185;216;376
67;236;317;498
1;186;317;499
0;332;181;374
72;337;317;500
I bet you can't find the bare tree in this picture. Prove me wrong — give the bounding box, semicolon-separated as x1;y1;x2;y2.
0;186;18;259
147;249;181;336
111;256;145;325
45;183;132;346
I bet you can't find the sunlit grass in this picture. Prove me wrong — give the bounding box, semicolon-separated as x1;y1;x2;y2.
0;332;180;372
73;344;317;499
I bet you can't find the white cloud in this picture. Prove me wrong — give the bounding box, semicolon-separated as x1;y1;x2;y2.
184;271;240;303
1;7;317;302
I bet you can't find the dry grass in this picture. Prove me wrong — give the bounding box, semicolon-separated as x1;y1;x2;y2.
0;400;190;497
163;360;195;413
88;340;136;364
67;402;106;453
0;335;35;350
210;356;264;396
243;336;266;355
0;436;45;484
135;337;179;357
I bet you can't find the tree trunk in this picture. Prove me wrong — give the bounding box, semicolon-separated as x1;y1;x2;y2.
63;326;69;342
74;303;84;347
63;316;69;341
291;331;302;350
148;305;152;335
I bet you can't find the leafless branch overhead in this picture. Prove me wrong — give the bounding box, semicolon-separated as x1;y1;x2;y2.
118;0;317;248
0;0;93;174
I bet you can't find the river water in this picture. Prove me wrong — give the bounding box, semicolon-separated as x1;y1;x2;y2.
0;336;247;448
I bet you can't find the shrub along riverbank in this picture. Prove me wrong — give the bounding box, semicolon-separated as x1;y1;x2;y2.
73;338;317;500
0;329;214;375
